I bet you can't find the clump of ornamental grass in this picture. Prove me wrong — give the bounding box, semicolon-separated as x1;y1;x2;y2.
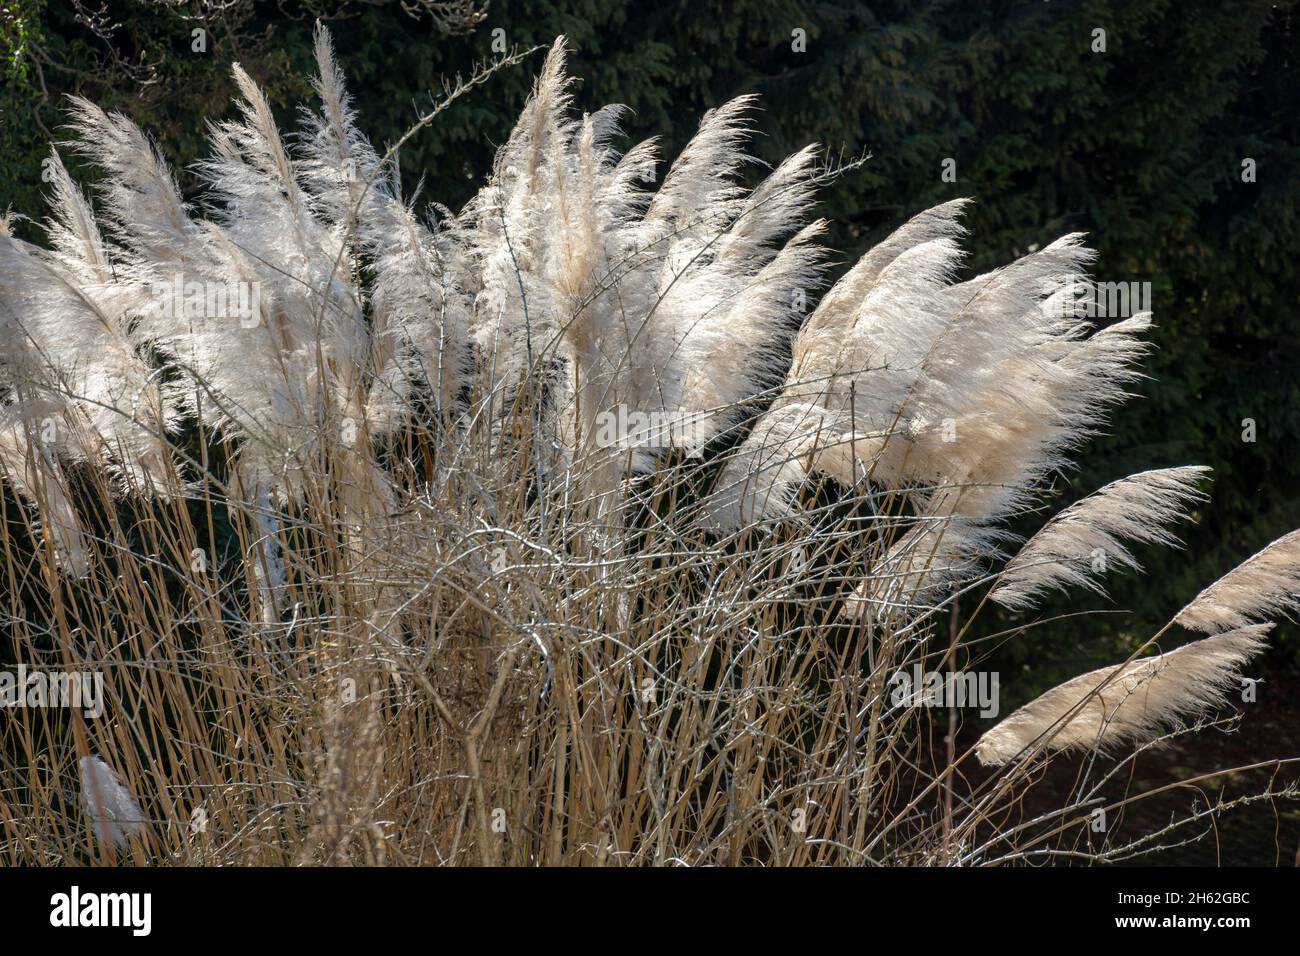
0;29;1296;866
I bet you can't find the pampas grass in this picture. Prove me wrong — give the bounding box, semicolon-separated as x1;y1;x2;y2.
79;756;147;850
0;30;1295;867
992;466;1210;610
975;625;1272;766
1176;529;1300;633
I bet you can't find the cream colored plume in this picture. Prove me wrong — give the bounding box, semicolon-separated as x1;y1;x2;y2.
1175;529;1300;633
698;402;832;530
992;465;1209;610
842;516;986;622
459;36;827;498
300;25;472;434
0;417;90;575
975;624;1270;766
706;202;1154;552
79;755;147;849
0;153;176;491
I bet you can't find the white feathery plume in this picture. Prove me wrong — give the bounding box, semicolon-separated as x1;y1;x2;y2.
15;30;1277;663
0;413;90;575
699;402;832;530
732;205;1103;515
0;154;176;487
61;53;391;617
975;624;1271;766
42;148;112;283
868;233;1102;513
843;517;988;623
61;99;271;458
460;39;578;450
714;198;1160;621
0;156;177;574
204;64;366;363
992;465;1210;610
298;24;383;232
634;112;823;444
1175;529;1300;633
459;38;826;499
0;237;156;475
362;195;472;433
62;96;200;265
300;25;471;432
79;755;147;849
183;57;375;498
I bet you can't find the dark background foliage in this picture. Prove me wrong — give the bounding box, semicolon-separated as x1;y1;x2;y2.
1;0;1297;698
